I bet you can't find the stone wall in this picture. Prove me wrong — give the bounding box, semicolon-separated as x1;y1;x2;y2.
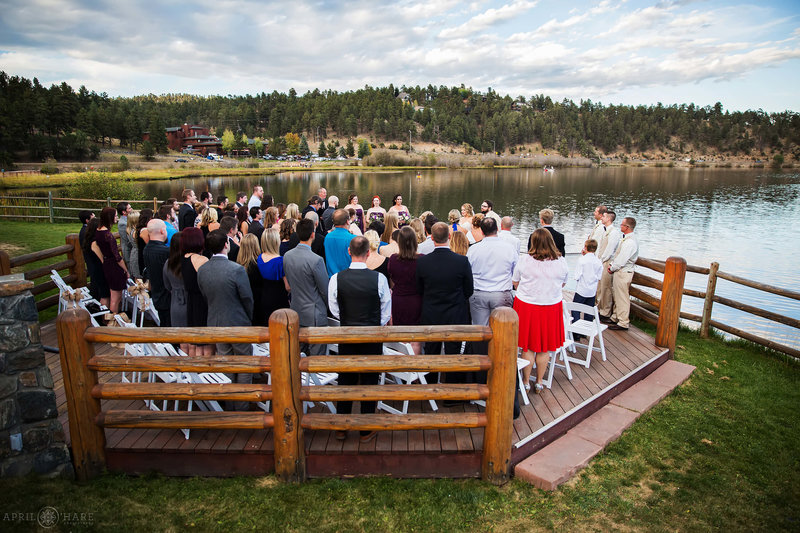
0;277;73;478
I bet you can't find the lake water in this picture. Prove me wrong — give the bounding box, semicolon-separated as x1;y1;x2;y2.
137;167;800;351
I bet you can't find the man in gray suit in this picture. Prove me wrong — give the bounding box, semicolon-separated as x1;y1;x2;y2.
198;230;254;409
284;218;329;356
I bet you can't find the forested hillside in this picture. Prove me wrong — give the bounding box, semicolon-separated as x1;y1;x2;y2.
1;71;798;167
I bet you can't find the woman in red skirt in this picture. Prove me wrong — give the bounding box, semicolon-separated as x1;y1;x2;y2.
513;228;569;393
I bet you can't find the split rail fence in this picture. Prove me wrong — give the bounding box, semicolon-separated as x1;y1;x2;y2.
56;307;519;484
631;257;800;359
0;194;161;223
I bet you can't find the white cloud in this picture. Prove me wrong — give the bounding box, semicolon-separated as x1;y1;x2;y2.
438;0;538;39
0;0;797;110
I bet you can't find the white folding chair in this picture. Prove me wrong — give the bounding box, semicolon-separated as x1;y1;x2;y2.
540;317;575;389
472;352;531;408
128;284;160;327
252;343;272;413
562;300;608;368
378;342;438;414
51;270;108;325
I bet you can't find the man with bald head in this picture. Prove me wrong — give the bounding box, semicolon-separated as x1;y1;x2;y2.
498;216;521;254
142;218;171;326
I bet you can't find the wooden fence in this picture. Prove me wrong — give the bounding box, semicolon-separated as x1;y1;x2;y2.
631;257;800;359
0;234;85;312
0;194;161;223
56;307;519;484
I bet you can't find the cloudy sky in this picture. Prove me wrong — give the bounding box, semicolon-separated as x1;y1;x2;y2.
1;0;798;112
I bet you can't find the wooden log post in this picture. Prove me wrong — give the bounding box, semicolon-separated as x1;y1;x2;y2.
700;262;719;338
65;233;86;289
0;249;10;276
655;256;687;356
269;308;306;482
56;307;106;480
482;307;518;485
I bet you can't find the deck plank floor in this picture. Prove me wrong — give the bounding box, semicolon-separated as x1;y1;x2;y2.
42;314;667;476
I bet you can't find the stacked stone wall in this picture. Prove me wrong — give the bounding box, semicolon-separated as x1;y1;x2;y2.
0;278;73;478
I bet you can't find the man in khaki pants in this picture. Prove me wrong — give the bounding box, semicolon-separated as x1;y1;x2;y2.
596;210;621;321
607;217;639;331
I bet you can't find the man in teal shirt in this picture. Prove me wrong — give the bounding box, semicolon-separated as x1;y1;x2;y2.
324;209;355;277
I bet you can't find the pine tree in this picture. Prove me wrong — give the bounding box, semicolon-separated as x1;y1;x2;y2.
318;141;326;157
346;138;355;157
299;135;310;156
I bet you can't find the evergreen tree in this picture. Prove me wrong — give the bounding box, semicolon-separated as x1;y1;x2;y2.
141;140;156;160
346;138;355;157
318;141;326;157
299;135;310;156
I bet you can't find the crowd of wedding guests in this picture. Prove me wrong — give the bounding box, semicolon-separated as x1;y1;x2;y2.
78;184;638;439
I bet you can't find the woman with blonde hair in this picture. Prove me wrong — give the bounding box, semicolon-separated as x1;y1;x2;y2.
513;228;569;394
256;228;290;323
381;212;399;246
467;213;484;245
449;231;469;256
458;203;474;231
448;209;461;233
236;234;264;326
285;203;301;221
125;210;141;279
199;206;219;238
364;230;388;277
409;218;425;244
263;206;279;231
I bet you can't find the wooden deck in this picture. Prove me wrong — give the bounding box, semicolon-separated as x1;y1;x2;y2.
42;321;668;478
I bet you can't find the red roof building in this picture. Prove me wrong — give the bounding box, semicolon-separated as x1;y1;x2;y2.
143;123;222;155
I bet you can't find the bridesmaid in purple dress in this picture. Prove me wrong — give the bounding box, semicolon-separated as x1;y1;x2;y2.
95;207;129;312
387;226;423;353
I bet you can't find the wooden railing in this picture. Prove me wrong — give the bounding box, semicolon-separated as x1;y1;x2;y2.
631;257;800;359
0;233;85;312
0;194;160;223
55;307;519;484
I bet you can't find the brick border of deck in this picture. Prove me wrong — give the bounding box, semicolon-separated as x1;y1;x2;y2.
514;360;695;490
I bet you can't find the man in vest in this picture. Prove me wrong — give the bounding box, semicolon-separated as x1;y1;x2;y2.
328;236;391;443
607;217;640;331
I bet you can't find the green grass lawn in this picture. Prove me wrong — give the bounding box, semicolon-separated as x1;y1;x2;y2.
0;221;85;322
0;325;797;532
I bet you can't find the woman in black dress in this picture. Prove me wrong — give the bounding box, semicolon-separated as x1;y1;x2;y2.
180;227;213;356
236;233;265;326
81;218;110;308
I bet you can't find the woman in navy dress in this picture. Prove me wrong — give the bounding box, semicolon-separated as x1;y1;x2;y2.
255;228;290;324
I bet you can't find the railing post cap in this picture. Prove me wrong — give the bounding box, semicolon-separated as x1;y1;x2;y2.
665;256;687;266
489;306;518;322
57;306;92;324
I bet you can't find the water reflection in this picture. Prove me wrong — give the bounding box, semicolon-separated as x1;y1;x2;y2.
129;167;800;350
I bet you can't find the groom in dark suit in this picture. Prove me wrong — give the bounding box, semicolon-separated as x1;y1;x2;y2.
416;221;474;363
198;230;254;409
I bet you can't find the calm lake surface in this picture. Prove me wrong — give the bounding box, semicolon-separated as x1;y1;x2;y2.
138;167;800;350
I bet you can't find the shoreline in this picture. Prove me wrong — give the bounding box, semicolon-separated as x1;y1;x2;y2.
0;160;791;190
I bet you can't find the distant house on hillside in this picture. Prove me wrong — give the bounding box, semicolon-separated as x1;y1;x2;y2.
397;92;412;105
143;123;222;156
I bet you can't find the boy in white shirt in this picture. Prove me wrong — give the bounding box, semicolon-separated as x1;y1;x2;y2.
572;239;603;324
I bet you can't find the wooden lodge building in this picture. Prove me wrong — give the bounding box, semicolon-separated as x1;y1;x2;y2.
142;123;223;156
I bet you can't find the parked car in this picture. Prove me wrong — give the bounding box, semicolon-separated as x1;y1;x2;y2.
175;158;188;163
